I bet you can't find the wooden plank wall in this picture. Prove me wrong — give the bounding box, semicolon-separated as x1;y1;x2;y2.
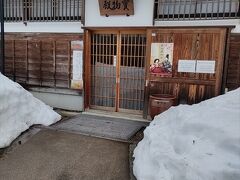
4;33;83;88
147;28;227;105
226;34;240;90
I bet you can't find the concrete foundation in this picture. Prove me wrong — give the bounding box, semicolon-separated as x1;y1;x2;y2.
29;87;83;111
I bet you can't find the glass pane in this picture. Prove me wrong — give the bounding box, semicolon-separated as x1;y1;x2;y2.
119;34;146;111
90;34;117;108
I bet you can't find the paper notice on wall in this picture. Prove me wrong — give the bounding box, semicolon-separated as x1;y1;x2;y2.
196;60;216;74
71;50;83;89
178;60;196;73
71;41;83;50
113;56;117;67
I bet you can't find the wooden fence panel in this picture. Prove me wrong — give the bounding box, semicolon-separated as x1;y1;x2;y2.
4;33;82;89
226;34;240;90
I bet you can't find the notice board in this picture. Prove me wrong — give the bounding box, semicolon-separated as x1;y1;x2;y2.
98;0;134;16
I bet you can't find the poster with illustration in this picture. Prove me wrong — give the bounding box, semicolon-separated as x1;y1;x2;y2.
150;43;174;76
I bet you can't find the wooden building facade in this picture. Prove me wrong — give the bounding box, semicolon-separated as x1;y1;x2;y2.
3;0;240;119
83;27;231;118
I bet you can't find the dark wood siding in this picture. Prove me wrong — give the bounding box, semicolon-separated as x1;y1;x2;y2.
146;28;227;106
226;34;240;91
4;33;83;89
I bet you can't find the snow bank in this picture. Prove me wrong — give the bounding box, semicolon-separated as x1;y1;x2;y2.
133;88;240;180
0;73;61;148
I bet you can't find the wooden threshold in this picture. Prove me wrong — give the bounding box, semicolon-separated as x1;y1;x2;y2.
83;109;150;122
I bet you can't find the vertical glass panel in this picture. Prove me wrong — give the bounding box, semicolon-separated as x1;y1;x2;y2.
119;34;146;111
90;34;117;108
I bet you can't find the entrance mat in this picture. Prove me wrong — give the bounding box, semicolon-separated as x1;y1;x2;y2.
0;130;129;180
53;114;149;140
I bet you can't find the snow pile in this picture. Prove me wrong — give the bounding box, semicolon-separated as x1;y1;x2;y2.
133;88;240;180
0;73;61;148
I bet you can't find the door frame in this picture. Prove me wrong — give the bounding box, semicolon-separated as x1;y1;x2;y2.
83;28;148;117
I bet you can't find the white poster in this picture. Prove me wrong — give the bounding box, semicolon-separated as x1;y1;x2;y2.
196;60;216;74
71;50;83;89
72;50;83;80
178;60;196;73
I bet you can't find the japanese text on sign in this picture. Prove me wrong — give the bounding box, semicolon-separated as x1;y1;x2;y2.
98;0;134;16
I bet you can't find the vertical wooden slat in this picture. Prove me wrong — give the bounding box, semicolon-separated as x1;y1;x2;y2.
221;28;231;93
211;0;214;19
53;41;56;88
188;84;197;104
85;30;91;108
107;34;110;107
73;0;76;21
12;0;14;22
178;0;181;20
199;0;203;19
46;0;49;21
183;0;186;19
226;34;240;90
13;40;16;81
217;0;220;19
26;40;29;84
223;0;226;19
76;0;79;21
65;0;67;20
137;35;141;110
3;0;90;23
206;0;209;19
69;0;72;21
109;35;112;105
116;32;121;111
50;0;52;21
43;0;45;21
68;41;71;88
92;34;95;105
156;0;160;20
143;29;153;118
215;29;227;95
40;41;42;86
166;0;170;20
57;0;60;21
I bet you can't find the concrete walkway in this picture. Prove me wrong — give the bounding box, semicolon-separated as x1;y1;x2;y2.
0;129;130;180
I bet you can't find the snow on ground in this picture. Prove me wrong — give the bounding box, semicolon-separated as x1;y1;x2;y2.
0;73;61;148
133;88;240;180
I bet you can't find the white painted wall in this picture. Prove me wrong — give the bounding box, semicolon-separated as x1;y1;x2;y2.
85;0;154;27
30;90;83;111
154;19;240;33
5;22;83;33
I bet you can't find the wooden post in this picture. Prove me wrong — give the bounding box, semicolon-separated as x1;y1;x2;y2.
143;29;152;119
221;27;232;94
215;28;227;96
84;30;91;109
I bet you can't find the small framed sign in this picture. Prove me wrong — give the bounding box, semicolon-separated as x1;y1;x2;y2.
178;60;196;73
98;0;134;16
196;60;216;74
